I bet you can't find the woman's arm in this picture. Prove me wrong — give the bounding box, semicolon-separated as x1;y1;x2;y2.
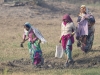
71;23;76;35
59;23;63;43
20;34;28;47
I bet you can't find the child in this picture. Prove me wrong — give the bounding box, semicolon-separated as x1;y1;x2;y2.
59;14;76;67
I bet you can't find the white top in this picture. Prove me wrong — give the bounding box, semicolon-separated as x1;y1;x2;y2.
61;22;76;36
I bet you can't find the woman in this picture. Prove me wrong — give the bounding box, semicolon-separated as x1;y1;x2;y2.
76;5;90;50
85;16;95;52
59;14;76;67
20;22;44;67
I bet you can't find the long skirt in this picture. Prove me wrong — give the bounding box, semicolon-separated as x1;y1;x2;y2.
28;40;42;65
82;30;94;52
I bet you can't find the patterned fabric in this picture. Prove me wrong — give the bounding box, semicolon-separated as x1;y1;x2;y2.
78;29;94;52
23;22;44;65
85;31;94;51
24;22;47;43
28;40;42;65
23;28;37;43
81;34;94;52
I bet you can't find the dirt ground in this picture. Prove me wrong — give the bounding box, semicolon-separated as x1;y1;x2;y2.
0;49;100;73
0;0;100;74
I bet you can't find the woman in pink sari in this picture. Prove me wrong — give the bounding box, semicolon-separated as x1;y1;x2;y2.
20;22;44;67
59;14;76;67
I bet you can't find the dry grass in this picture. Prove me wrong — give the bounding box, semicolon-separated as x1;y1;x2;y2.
0;13;100;61
0;1;100;75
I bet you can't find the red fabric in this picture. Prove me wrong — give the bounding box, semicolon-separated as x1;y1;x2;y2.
34;52;41;65
61;34;74;50
63;21;67;26
62;14;73;26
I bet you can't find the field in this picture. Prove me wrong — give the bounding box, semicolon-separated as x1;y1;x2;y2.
0;0;100;75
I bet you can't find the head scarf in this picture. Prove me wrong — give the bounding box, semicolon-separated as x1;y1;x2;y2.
24;22;31;35
80;5;86;8
24;22;31;29
62;14;73;26
81;5;89;13
79;5;89;16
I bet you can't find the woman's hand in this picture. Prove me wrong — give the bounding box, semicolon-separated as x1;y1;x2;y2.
59;39;61;43
38;40;41;44
20;42;24;47
20;39;26;47
71;32;75;36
